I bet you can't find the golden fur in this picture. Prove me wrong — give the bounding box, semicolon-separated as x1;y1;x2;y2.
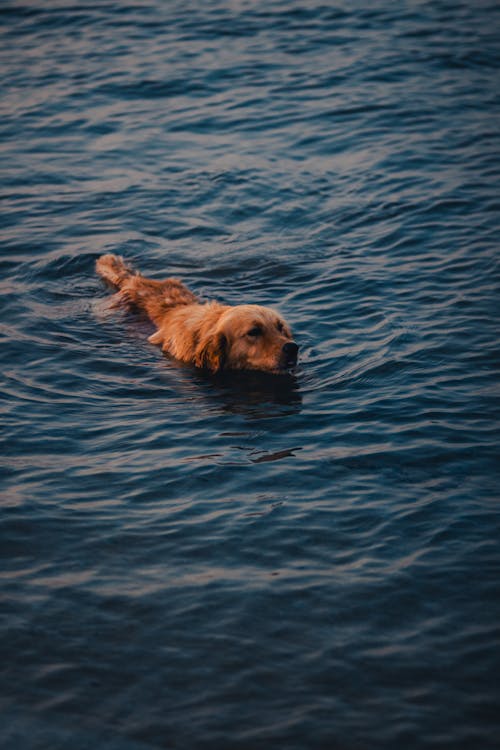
96;254;299;373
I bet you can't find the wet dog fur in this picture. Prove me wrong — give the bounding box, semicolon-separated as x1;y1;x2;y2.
96;254;298;373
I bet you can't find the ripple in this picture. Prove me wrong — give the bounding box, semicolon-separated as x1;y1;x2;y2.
1;1;500;748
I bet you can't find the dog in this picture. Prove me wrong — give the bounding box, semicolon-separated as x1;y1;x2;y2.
96;254;299;373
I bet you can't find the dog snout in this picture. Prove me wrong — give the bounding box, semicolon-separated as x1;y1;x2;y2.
282;341;299;367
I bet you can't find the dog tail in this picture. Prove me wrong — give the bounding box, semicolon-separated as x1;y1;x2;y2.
96;254;136;288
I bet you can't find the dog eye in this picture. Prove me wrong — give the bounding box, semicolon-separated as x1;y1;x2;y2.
247;326;262;337
276;321;284;332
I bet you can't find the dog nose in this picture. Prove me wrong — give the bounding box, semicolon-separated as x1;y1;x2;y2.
282;341;299;364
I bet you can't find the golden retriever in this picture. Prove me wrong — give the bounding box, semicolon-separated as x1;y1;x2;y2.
96;254;299;373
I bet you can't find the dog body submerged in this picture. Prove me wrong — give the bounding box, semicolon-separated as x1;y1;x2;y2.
96;254;298;373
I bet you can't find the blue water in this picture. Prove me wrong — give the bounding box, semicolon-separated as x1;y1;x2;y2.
1;1;500;748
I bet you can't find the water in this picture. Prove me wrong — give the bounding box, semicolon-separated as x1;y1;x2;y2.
1;1;499;748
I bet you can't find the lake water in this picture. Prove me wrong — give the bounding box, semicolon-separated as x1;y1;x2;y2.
1;1;499;748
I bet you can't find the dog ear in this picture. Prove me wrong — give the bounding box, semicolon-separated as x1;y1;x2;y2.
194;332;227;372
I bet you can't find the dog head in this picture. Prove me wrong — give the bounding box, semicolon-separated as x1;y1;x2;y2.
199;304;298;373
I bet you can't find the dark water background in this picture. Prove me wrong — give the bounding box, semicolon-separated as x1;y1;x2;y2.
1;1;500;748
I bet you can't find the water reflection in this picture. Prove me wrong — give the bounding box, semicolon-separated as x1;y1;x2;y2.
151;352;303;418
196;368;303;419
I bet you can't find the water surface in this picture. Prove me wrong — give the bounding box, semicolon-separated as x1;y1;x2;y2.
1;1;499;748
